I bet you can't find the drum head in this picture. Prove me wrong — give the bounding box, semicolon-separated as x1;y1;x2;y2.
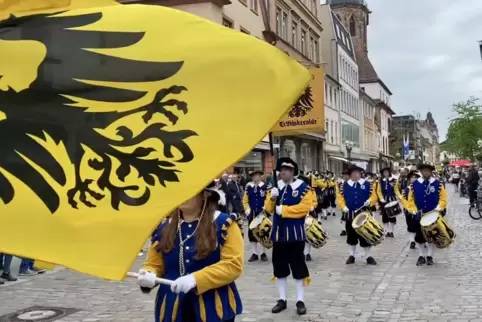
248;214;264;229
386;201;399;207
352;212;369;228
420;212;439;226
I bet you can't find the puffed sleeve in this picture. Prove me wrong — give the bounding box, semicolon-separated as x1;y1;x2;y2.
376;180;384;201
369;181;378;206
437;183;447;210
142;240;165;277
406;186;418;214
242;188;249;210
264;190;275;214
336;183;346;209
193;221;244;295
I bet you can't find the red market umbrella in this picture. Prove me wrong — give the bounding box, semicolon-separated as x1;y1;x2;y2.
449;160;471;167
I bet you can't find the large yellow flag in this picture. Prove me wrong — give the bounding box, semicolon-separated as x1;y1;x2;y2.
0;2;311;279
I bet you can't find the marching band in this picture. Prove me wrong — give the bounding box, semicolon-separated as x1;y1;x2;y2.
137;161;454;320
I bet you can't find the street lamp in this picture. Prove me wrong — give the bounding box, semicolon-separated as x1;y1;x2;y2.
345;140;354;161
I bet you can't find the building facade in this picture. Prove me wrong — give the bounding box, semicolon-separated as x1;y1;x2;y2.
360;88;378;170
328;0;394;172
271;0;325;173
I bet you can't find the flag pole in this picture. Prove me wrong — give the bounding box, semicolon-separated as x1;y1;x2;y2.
268;132;278;189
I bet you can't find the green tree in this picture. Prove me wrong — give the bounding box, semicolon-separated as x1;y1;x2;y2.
445;97;482;160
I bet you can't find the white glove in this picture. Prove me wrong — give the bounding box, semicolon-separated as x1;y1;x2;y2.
380;199;386;203
137;269;157;289
275;205;283;215
435;206;441;212
170;274;197;294
310;207;314;212
270;188;279;199
245;208;251;215
342;207;349;213
364;200;371;207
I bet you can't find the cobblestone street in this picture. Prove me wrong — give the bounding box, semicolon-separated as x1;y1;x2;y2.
0;188;479;322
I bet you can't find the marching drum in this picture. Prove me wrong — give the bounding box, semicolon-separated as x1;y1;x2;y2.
420;210;455;249
248;212;273;249
304;216;328;249
385;201;402;218
352;211;385;246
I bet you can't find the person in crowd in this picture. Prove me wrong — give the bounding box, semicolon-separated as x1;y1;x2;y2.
137;181;243;322
467;165;480;204
376;167;399;238
0;253;18;283
227;174;243;214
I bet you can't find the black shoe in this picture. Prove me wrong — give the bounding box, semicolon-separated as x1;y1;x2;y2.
296;301;307;315
248;254;259;262
305;254;312;262
410;241;416;249
324;216;328;220
386;233;390;237
346;255;355;264
332;212;336;217
340;230;347;236
0;279;4;285
426;256;434;265
366;257;377;265
271;299;287;314
260;253;268;261
0;273;17;282
416;256;426;266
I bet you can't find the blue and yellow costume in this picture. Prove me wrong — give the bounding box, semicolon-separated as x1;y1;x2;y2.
336;174;378;248
405;174;447;244
242;180;267;243
142;211;244;322
376;168;399;225
321;172;337;216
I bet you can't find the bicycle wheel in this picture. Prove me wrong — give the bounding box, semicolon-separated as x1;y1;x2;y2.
469;202;482;220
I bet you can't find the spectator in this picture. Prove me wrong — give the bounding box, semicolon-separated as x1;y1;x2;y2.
467;165;480;204
19;258;46;276
0;253;18;283
227;174;243;213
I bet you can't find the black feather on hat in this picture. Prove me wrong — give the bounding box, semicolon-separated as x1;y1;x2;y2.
276;157;299;176
417;163;435;171
341;169;349;175
347;164;364;175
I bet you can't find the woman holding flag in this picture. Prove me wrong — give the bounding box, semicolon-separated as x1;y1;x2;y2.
136;181;244;322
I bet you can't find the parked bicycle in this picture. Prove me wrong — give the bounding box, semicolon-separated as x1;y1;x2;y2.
469;190;482;220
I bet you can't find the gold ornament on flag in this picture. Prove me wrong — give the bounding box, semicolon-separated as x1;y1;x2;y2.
0;2;311;279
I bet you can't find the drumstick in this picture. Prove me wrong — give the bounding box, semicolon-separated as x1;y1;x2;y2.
126;272;174;286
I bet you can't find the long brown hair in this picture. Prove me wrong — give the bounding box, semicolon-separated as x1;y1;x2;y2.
159;194;218;259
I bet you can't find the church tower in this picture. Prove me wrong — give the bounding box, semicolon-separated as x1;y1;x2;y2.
327;0;371;51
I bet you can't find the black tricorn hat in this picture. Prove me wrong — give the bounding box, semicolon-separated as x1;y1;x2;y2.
407;170;421;179
276;157;299;176
249;170;264;177
347;164;364;175
204;181;226;206
380;167;392;174
341;169;349;175
417;164;435;171
364;172;375;177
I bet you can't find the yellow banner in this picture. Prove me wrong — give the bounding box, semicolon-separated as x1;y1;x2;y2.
271;67;325;133
0;3;311;280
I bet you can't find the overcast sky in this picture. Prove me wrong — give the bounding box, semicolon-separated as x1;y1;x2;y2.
323;0;482;139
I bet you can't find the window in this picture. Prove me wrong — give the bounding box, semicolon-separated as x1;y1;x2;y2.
301;29;307;55
336;25;341;38
324;82;328;104
349;15;356;36
309;36;314;60
282;11;288;40
330;121;334;144
276;7;282;35
240;27;250;34
312;0;317;15
249;0;258;12
329;86;332;105
341;120;360;146
325;120;329;137
292;20;298;48
314;39;319;63
222;18;233;28
334;122;338;144
334;91;337;109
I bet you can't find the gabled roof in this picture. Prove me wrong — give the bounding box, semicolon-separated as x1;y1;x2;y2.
352;38;392;95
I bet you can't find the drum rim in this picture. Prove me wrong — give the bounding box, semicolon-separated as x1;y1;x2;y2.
386;201;399;206
352;212;369;228
420;212;439;225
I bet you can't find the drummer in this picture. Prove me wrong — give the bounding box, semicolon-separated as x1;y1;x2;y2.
404;164;447;266
336;165;379;265
242;170;268;262
376;167;399;238
400;170;421;250
299;174;318;262
337;169;350;236
364;172;378;214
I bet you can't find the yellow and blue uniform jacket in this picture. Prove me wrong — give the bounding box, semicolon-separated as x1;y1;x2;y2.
242;181;267;216
308;188;318;209
376;177;399;203
314;178;326;199
325;179;336;197
264;179;311;243
336;179;378;220
142;211;244;322
405;177;447;215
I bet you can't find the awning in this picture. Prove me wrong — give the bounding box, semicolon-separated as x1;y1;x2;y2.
330;156;350;163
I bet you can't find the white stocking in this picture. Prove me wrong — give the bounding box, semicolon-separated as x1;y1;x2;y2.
408;232;415;242
250;242;258;255
304;243;311;255
418;243;426;256
295;279;304;302
349;245;356;257
427;243;434;257
277;278;287;300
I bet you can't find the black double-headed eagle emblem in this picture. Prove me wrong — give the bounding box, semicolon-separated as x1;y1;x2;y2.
287;86;314;118
0;12;197;213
